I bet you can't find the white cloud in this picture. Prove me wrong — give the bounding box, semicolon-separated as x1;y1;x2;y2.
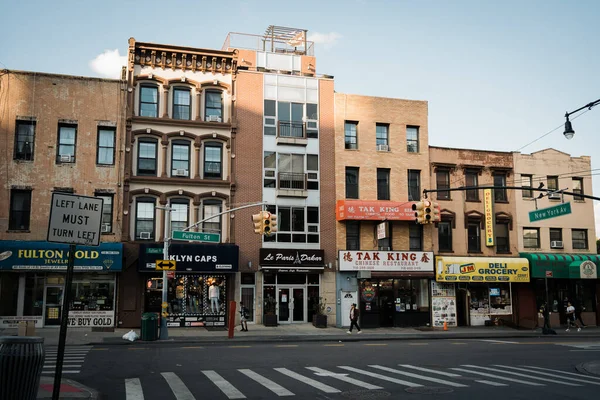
89;49;127;79
308;32;343;49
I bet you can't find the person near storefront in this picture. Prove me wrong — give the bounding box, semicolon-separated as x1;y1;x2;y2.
565;302;581;332
239;301;249;332
347;303;362;334
574;298;587;328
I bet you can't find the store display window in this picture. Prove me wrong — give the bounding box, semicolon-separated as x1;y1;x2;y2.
69;281;115;311
166;274;227;326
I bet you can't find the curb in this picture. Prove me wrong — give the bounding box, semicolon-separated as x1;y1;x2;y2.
576;360;600;377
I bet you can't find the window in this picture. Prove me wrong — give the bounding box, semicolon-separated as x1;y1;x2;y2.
408;170;420;201
307;206;319;243
467;222;481;252
376;124;388;147
264;100;277;136
493;173;507;202
346;221;360;250
572;178;584;201
274;206;312;243
135;197;156;240
550;228;563;245
203;142;222;179
345;121;358;149
205;90;222;121
436;170;450;200
170;200;189;232
377;168;390;200
140;85;159;117
57;123;77;163
278;153;304;189
465;170;479;201
202;200;222;236
346;167;359;199
438;221;452;252
306;103;319;138
137;138;158;176
378;222;391;250
306;154;319;190
572;229;588;249
523;228;540;249
173;88;191;120
547;176;558;191
496;222;509;253
409;224;423;251
9;189;32;230
406;126;419;153
95;194;113;234
264;151;276;187
171;140;190;177
521;174;533;198
277;101;304;138
14;120;35;160
97;127;115;165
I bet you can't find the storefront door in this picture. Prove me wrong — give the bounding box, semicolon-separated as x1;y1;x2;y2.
278;287;306;323
44;286;63;326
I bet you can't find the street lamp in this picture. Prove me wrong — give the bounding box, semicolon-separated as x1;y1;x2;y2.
563;98;600;139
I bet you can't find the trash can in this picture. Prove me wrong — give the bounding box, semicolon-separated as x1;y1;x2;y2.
0;336;45;400
141;313;158;341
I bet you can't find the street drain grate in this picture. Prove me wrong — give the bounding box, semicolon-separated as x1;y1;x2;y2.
405;386;454;395
341;390;392;399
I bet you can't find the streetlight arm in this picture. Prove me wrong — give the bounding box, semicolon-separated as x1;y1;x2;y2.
565;98;600;117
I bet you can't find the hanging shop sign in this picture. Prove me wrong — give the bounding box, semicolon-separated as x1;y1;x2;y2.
436;256;530;282
484;189;494;247
138;243;239;272
0;241;122;271
259;248;325;270
339;250;434;272
336;200;418;221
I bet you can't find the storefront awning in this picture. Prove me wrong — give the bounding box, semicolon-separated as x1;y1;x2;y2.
519;253;599;279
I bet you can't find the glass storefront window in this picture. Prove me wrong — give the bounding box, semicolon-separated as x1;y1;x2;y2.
167;274;225;316
489;283;511;314
69;281;115;311
0;274;19;315
264;272;276;285
308;274;319;285
24;275;44;316
393;279;429;312
277;273;306;285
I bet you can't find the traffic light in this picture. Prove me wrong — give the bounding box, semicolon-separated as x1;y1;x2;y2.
268;212;278;234
262;211;272;235
252;212;264;234
412;199;432;224
429;201;440;223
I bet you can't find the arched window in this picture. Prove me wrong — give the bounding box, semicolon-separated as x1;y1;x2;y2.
135;196;156;240
139;85;159;117
205;90;223;122
203;142;223;179
171;139;191;178
170;198;190;232
173;87;191;120
137;137;158;176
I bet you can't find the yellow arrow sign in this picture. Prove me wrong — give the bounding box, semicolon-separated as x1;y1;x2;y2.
156;259;176;271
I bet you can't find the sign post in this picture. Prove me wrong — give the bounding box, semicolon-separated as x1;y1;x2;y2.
47;193;103;400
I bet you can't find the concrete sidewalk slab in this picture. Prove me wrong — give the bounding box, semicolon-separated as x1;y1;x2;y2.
37;377;98;399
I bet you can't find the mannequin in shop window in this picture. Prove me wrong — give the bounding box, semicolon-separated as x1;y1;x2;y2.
209;282;220;313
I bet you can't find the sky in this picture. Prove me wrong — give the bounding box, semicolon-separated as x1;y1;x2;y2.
2;0;599;236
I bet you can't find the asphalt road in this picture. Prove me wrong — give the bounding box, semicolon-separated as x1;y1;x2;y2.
66;337;600;399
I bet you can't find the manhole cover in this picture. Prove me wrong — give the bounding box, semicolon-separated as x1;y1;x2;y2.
405;386;454;395
341;389;392;399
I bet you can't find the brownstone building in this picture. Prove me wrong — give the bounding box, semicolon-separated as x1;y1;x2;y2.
0;70;125;329
334;93;435;328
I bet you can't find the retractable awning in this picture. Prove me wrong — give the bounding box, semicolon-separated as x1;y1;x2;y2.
519;253;599;279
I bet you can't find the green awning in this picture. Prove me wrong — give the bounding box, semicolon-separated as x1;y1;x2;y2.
520;253;600;279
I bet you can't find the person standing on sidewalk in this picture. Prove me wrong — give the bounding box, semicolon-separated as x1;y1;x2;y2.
574;298;587;328
565;301;581;332
347;303;362;334
239;302;249;332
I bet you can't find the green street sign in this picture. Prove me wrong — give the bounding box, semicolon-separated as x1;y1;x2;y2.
529;202;572;222
172;230;220;243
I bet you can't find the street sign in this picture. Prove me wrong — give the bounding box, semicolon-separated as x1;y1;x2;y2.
172;230;220;243
529;202;572;222
47;193;103;246
156;260;176;271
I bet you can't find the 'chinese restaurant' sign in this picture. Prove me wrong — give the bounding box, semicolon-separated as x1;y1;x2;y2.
484;189;494;247
339;251;434;272
436;257;530;282
336;200;419;221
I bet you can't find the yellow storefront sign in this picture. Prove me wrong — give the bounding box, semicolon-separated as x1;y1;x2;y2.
436;257;530;283
484;189;494;247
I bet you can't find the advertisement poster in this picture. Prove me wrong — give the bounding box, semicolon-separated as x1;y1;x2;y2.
68;311;114;327
431;281;457;328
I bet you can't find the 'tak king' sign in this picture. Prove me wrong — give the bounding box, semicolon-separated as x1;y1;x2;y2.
47;193;103;247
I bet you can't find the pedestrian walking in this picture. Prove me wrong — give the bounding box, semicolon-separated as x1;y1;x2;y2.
574;298;587;328
347;303;362;334
565;302;581;332
239;302;249;332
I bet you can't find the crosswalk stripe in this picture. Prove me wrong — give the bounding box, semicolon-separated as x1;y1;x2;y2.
476;380;508;386
306;367;383;390
43;365;82;368
370;365;468;387
274;368;341;394
493;365;600;386
522;365;600;381
398;364;462;378
464;365;581;386
42;370;80;374
338;366;423;388
125;378;145;400
162;372;197;400
202;370;246;399
238;369;294;397
479;340;519;344
450;368;544;386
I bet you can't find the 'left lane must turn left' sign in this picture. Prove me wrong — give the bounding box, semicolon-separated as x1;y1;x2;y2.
47;193;103;246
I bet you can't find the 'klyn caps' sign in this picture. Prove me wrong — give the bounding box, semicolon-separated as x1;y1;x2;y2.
138;243;239;272
259;249;325;270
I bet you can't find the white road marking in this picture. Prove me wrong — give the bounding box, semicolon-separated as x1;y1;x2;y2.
370;365;468;387
494;365;600;386
125;378;145;400
523;365;600;381
464;365;581;386
162;372;197;400
274;368;341;393
451;368;544;386
43;365;82;368
202;370;245;399
478;340;519;344
398;364;462;377
238;369;294;396
41;370;80;374
476;380;508;386
307;367;383;390
338;366;423;387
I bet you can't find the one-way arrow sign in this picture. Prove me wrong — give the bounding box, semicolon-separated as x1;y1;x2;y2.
156;259;176;271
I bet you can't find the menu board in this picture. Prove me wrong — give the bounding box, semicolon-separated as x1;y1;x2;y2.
431;282;457;327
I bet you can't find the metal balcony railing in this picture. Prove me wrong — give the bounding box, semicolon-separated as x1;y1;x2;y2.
278;172;307;190
277;121;305;139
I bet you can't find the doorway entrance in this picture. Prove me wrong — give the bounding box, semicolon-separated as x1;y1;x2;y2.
44;285;63;326
277;287;305;324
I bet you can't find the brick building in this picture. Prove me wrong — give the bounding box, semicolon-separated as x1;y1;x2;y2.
0;70;125;329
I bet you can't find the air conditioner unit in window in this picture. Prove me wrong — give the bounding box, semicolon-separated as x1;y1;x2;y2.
548;192;561;200
101;223;111;233
550;240;564;249
139;232;151;240
376;144;390;152
174;169;189;177
60;155;72;162
207;115;222;122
